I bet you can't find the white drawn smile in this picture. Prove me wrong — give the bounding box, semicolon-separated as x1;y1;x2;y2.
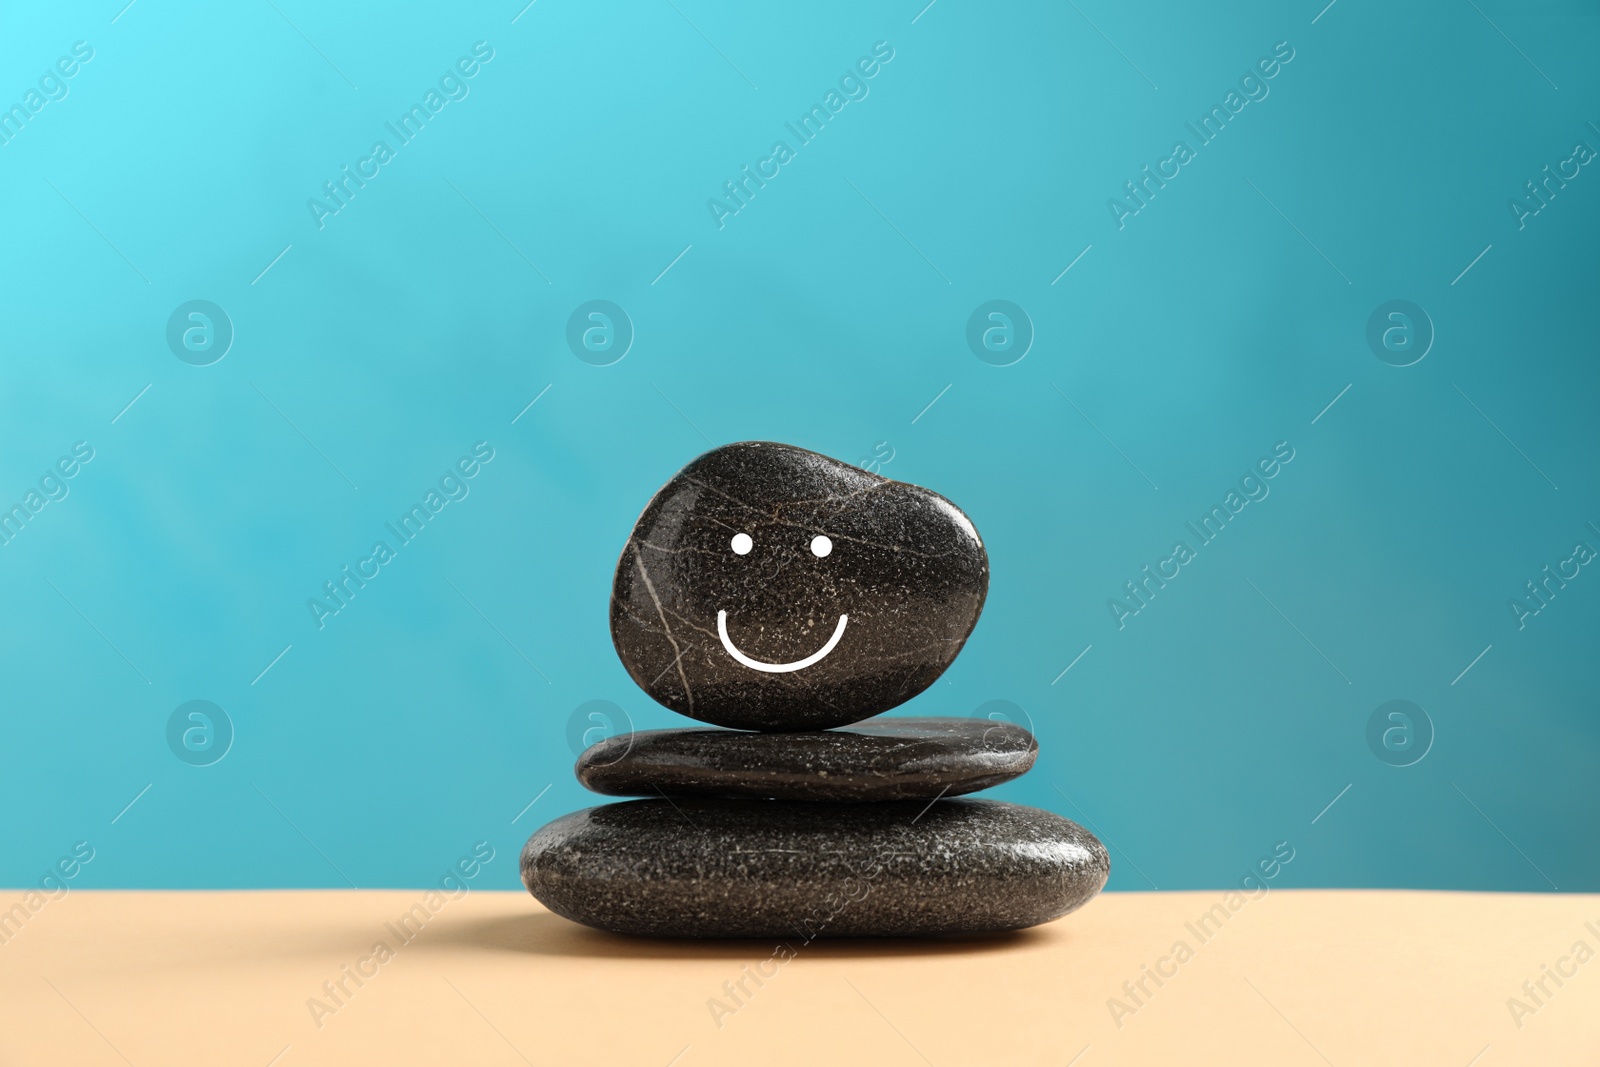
717;610;848;674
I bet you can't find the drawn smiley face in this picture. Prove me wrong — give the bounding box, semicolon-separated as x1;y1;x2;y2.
717;530;846;673
610;441;989;732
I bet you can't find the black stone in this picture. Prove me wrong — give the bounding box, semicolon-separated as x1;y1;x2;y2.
577;716;1036;802
520;798;1107;938
610;442;989;732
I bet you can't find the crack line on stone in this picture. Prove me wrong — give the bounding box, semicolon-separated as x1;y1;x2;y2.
634;548;695;713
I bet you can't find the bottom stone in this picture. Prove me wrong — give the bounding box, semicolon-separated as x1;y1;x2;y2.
520;798;1109;938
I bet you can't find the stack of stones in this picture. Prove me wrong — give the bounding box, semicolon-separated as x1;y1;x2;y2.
521;442;1109;937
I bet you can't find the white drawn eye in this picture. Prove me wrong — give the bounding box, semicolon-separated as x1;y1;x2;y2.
810;534;833;558
731;532;753;555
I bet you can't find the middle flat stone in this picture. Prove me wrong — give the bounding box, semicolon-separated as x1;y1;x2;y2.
576;715;1037;802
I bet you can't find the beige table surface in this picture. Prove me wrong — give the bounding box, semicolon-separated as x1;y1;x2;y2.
3;888;1596;1066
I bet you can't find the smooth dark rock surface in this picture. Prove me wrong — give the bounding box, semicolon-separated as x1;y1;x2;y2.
577;716;1037;801
521;798;1108;938
610;442;989;732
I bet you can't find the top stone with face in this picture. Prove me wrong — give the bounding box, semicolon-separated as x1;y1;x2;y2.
610;441;989;731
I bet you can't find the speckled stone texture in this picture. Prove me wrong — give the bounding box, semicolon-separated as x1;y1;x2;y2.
610;441;988;732
520;798;1108;938
522;440;1102;938
577;716;1037;801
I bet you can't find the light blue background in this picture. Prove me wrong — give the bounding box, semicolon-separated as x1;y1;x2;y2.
2;0;1596;893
